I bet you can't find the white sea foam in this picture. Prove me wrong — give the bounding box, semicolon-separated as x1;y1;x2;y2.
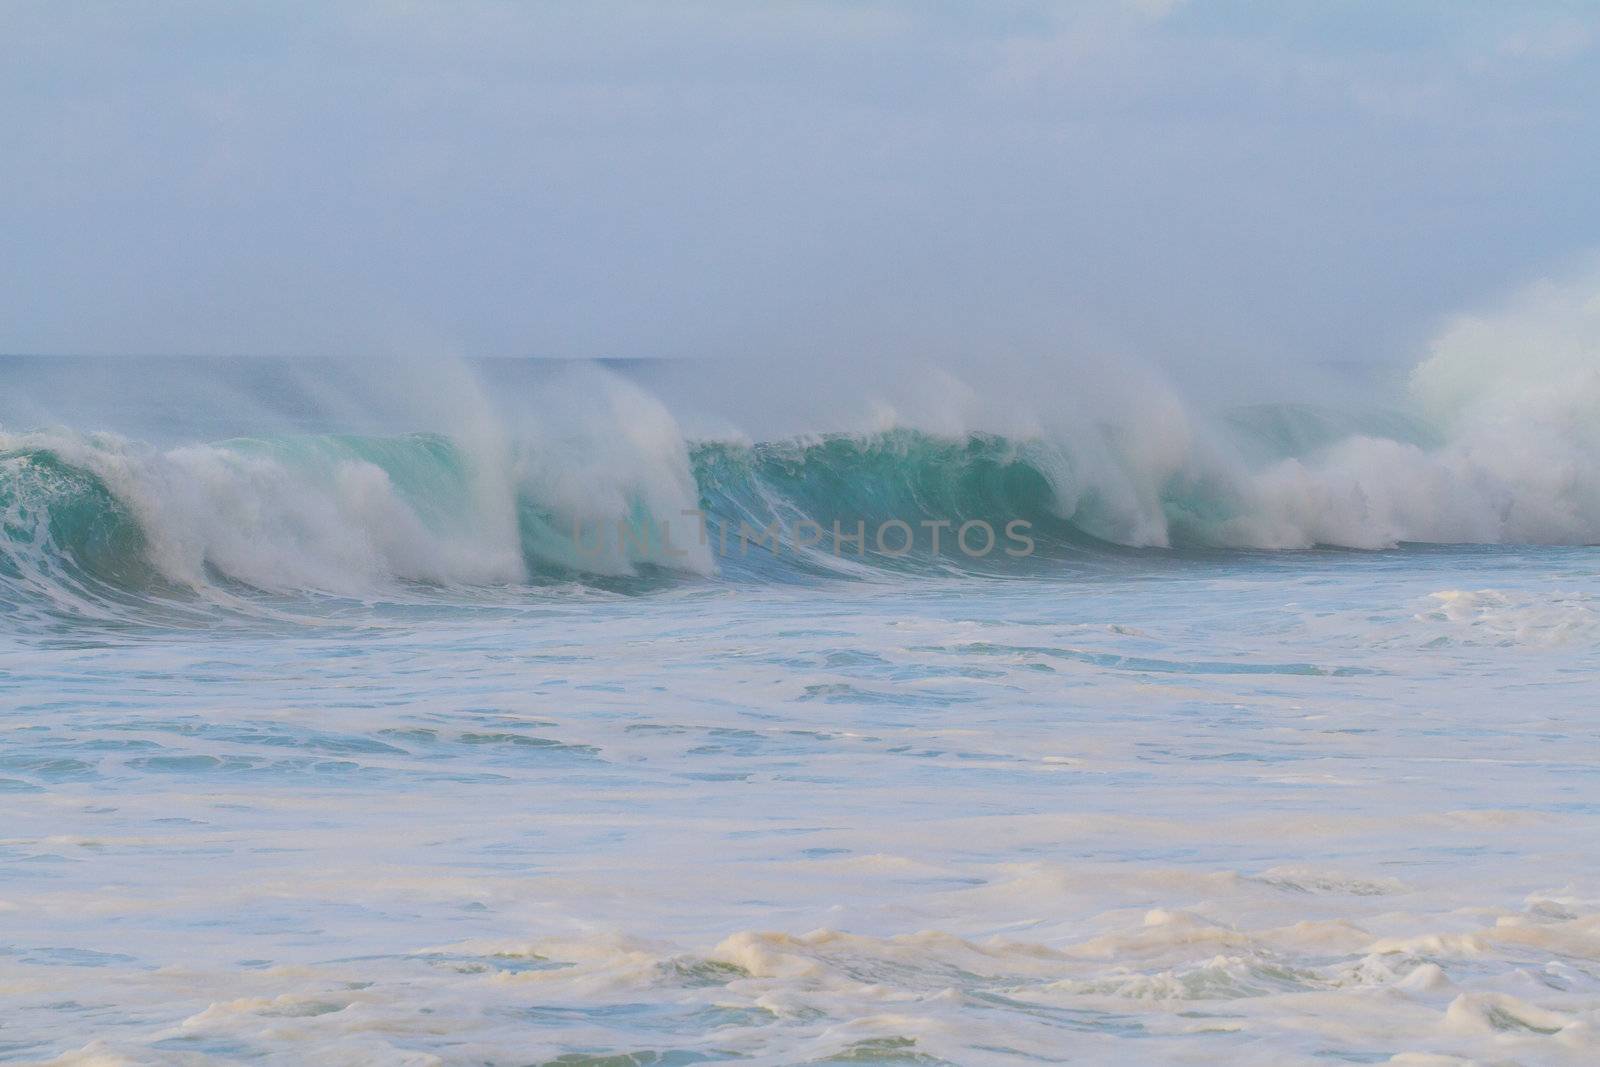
3;567;1598;1062
1416;589;1600;647
3;267;1597;609
1;364;712;597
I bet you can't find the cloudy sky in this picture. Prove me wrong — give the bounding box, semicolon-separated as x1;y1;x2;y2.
3;1;1598;371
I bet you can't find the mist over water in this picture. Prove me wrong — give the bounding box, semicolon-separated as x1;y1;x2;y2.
3;264;1598;625
3;281;1600;1064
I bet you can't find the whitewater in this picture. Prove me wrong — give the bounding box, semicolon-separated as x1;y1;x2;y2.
3;279;1600;1065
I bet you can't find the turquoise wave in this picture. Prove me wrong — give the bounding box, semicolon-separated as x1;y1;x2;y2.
0;427;1122;606
0;396;1561;615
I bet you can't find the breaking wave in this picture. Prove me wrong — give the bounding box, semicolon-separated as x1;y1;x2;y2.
4;264;1599;616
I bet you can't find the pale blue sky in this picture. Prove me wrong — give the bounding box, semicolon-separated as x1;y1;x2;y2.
3;1;1597;370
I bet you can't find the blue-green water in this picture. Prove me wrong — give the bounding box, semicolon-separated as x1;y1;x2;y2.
2;358;1598;1065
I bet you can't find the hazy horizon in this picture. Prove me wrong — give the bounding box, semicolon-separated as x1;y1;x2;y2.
5;1;1599;379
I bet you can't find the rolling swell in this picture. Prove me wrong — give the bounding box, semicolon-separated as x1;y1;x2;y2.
0;429;1094;613
689;432;1097;580
2;382;1598;618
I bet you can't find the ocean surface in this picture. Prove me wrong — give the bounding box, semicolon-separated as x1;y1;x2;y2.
2;356;1599;1065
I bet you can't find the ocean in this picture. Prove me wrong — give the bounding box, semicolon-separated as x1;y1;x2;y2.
2;355;1597;1065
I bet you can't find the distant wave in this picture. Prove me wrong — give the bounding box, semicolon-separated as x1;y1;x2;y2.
0;428;1080;610
6;254;1600;621
3;382;1597;618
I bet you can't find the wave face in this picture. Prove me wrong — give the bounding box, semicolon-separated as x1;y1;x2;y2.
0;428;1089;615
3;396;1598;619
5;263;1600;617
